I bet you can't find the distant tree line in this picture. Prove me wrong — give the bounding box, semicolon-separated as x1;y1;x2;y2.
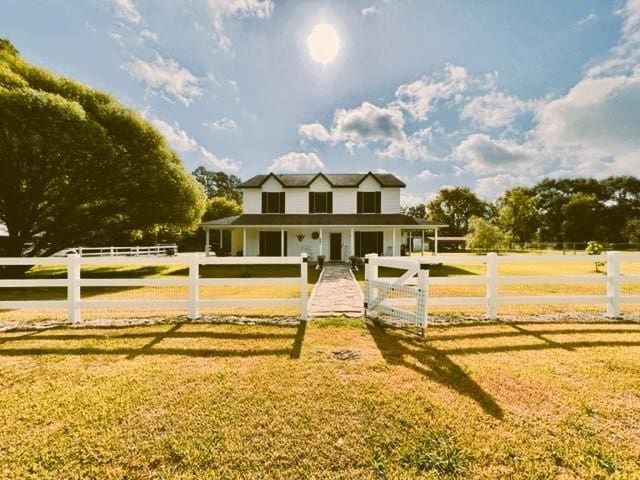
403;177;640;245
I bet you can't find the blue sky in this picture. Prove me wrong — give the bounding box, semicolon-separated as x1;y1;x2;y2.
1;0;639;204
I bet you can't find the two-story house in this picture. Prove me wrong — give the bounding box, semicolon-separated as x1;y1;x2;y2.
199;172;446;260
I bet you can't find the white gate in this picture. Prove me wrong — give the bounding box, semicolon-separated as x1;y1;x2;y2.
363;254;429;332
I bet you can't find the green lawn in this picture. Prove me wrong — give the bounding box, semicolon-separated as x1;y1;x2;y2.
1;319;639;479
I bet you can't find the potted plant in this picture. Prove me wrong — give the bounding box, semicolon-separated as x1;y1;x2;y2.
349;255;359;270
316;254;325;270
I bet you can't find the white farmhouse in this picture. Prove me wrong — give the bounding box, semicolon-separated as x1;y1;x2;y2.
200;172;446;260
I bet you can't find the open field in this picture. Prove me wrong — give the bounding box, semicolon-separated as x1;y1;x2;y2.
1;319;639;479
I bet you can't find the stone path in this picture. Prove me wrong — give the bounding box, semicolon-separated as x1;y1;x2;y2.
308;264;364;318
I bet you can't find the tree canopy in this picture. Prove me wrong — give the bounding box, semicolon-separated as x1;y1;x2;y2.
192;167;242;203
415;176;640;246
426;187;489;235
0;39;206;255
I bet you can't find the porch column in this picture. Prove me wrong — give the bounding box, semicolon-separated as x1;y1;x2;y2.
350;228;355;256
219;229;222;253
408;231;412;256
281;229;285;257
242;228;247;256
392;228;396;256
205;228;210;256
421;230;425;256
434;227;439;255
319;228;323;257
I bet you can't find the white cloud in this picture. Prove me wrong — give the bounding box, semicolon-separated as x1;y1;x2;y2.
298;123;333;143
206;0;274;52
199;146;240;172
474;174;534;201
361;5;377;17
112;0;141;24
455;134;537;174
140;29;159;43
416;168;438;180
576;12;598;27
299;102;428;161
535;73;640;158
461;91;536;130
530;0;640;177
151;118;240;172
204;117;239;132
400;192;436;207
268;152;325;173
394;64;469;121
122;54;203;106
151;119;198;152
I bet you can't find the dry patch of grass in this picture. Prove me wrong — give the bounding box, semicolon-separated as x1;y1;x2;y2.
1;320;639;479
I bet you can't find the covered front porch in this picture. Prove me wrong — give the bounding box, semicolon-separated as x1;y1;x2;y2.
201;224;446;260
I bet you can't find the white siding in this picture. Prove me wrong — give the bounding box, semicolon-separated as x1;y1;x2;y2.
333;188;356;214
242;174;402;215
261;177;284;192
358;175;382;191
242;190;261;214
381;188;401;214
285;189;307;213
308;176;332;191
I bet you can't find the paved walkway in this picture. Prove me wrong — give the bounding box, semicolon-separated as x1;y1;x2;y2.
308;264;364;318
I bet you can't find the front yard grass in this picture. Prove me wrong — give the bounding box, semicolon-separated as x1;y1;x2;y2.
1;320;639;479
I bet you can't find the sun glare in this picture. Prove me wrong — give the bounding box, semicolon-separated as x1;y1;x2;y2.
307;23;340;64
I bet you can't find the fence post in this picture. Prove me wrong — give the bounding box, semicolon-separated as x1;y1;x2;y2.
188;253;200;320
416;265;429;333
364;254;378;315
67;253;81;324
606;251;621;318
486;252;498;320
300;254;308;320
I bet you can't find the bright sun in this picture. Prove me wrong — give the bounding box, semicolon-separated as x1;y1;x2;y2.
307;23;340;64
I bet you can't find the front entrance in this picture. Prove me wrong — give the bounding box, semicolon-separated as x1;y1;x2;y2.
330;233;342;261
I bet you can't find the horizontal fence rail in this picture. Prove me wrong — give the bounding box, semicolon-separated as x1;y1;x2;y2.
0;254;308;323
51;245;179;257
365;252;640;323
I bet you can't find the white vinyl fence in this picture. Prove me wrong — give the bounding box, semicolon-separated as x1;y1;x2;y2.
364;252;640;326
52;245;178;257
364;255;429;330
0;254;309;323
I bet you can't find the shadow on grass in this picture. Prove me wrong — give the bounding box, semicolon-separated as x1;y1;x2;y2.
366;320;504;420
0;320;308;360
426;323;640;344
364;320;640;418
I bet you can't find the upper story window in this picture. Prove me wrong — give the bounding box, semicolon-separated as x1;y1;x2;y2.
262;192;285;214
309;192;333;214
357;191;381;214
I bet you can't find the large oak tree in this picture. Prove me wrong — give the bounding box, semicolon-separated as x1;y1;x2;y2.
0;40;205;255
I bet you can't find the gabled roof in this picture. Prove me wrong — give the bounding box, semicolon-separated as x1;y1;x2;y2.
239;172;406;188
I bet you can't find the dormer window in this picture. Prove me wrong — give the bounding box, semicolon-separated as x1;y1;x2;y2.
357;191;381;214
262;192;285;214
309;192;333;214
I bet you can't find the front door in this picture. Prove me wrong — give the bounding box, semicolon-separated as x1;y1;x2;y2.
330;233;342;261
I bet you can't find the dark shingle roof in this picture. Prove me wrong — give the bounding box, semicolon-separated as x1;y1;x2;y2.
239;172;405;188
201;214;446;228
